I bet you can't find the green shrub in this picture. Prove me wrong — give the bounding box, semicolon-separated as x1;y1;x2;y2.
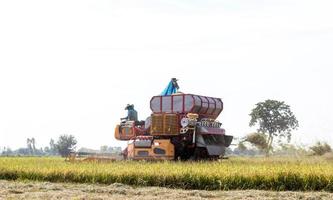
310;142;332;156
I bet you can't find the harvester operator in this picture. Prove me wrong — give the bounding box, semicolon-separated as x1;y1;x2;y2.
121;104;138;121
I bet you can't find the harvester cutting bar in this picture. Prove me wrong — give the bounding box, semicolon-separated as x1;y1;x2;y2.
65;151;121;162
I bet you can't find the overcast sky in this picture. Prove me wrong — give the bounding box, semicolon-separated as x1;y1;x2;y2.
0;0;332;150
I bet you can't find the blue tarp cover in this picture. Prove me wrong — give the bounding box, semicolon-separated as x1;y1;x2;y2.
161;80;178;96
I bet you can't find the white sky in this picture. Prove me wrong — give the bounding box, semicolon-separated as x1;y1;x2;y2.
0;0;332;150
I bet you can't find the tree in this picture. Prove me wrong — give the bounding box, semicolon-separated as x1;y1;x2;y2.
55;134;77;157
100;145;108;153
43;146;50;154
49;139;57;155
310;142;332;156
26;138;36;155
244;132;268;152
237;142;247;152
249;99;298;156
1;147;13;156
276;143;308;156
31;138;36;152
17;148;30;155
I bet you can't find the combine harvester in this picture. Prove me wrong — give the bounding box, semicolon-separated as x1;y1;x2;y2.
68;78;232;162
115;78;233;160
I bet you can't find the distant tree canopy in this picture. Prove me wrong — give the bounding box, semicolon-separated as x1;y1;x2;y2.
310;142;332;156
1;137;49;156
49;139;57;155
26;138;36;155
244;132;268;152
237;142;247;152
100;145;108;153
249;99;298;156
55;134;77;157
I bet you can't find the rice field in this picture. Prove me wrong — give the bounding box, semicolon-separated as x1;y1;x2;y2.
1;156;333;192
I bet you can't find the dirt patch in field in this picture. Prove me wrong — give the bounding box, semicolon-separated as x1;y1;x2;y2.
0;180;332;200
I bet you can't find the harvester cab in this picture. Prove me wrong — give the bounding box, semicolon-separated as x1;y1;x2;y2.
115;78;233;160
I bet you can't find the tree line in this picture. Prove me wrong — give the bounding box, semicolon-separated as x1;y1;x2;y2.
1;134;122;157
1;134;76;157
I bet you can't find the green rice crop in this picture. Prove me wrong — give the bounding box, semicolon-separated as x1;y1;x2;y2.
1;157;333;191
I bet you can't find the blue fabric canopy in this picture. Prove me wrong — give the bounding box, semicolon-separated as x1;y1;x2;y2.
161;79;178;96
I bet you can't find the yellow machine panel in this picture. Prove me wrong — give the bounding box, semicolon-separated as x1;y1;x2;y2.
151;114;179;135
151;114;163;134
114;121;135;141
164;114;178;135
127;139;174;160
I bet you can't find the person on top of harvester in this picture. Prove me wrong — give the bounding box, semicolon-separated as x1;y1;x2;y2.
161;78;180;96
121;104;138;122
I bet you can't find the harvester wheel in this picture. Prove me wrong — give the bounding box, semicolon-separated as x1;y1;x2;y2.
192;147;208;160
